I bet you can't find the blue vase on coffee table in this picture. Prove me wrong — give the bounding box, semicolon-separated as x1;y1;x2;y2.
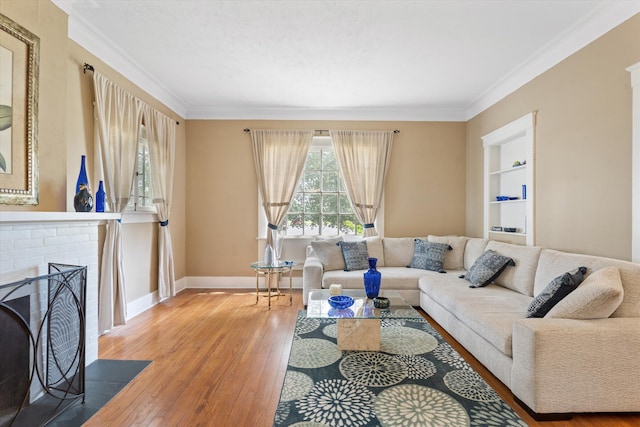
363;257;381;299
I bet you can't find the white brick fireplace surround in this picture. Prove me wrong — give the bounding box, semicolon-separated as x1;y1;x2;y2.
0;211;119;365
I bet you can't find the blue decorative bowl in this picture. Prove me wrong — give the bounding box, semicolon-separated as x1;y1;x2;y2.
328;295;354;309
328;308;354;318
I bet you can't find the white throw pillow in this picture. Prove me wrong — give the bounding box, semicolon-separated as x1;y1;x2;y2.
382;237;415;267
310;237;345;271
428;235;467;270
365;236;385;267
545;266;624;319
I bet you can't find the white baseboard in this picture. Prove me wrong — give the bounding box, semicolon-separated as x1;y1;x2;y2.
175;276;188;293
125;276;301;321
185;276;303;289
126;290;159;320
127;277;190;320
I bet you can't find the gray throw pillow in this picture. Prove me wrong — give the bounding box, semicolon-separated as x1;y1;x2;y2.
338;241;369;271
409;239;451;273
463;249;515;288
527;266;587;318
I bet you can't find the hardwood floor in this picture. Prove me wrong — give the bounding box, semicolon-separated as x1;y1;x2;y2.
86;289;640;427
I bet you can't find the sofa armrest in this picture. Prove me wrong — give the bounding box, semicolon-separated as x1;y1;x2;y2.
512;317;640;414
303;255;323;306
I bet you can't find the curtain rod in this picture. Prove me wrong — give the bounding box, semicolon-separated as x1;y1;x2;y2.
243;128;400;134
83;62;180;126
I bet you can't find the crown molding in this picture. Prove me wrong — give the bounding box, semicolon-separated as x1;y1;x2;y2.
464;2;640;120
186;105;466;122
55;1;188;117
54;0;639;122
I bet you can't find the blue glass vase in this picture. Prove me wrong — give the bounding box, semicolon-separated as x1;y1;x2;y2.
95;180;105;212
76;155;89;194
363;257;381;299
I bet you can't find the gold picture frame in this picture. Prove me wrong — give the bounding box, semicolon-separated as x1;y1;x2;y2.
0;14;39;205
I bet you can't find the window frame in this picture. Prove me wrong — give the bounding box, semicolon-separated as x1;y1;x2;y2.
257;136;385;239
125;125;157;215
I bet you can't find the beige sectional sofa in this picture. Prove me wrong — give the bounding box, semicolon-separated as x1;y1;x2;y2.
302;235;640;417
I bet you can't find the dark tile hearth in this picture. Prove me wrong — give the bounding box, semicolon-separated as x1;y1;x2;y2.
45;359;151;427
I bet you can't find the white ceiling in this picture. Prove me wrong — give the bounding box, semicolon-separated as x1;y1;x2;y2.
52;0;640;121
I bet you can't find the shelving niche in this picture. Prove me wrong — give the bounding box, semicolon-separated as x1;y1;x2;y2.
483;112;536;245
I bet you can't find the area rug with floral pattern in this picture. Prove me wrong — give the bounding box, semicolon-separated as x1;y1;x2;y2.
273;311;526;427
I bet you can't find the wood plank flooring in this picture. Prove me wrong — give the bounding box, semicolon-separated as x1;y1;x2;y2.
86;289;640;427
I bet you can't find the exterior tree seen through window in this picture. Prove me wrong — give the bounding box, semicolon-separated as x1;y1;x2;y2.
286;145;362;236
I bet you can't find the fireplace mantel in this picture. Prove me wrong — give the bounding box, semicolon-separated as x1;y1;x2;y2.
0;211;120;223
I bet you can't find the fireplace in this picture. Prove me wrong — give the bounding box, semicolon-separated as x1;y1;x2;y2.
0;264;87;427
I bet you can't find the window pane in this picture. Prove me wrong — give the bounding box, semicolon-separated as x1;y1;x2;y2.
304;194;321;213
289;193;303;213
341;215;360;235
304;213;320;236
322;150;338;170
286;214;303;235
322;194;338;213
339;194;353;213
305;151;321;170
321;214;339;236
322;171;338;192
303;171;321;192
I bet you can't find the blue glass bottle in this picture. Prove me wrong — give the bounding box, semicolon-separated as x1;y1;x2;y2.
76;155;89;194
363;257;381;299
95;180;105;212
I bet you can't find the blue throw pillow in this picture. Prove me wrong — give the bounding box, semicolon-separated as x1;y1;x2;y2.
462;250;515;288
338;241;369;271
527;266;587;318
409;239;451;273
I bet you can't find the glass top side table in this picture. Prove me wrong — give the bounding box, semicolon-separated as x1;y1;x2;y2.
249;261;296;310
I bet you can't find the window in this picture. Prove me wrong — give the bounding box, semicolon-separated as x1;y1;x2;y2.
285;137;362;236
127;126;155;212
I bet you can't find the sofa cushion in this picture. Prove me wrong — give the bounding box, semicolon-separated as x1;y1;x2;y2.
463;250;515;288
463;238;489;270
365;236;385;267
526;267;587;318
409;239;451;273
534;249;640;318
310;236;345;271
419;275;532;356
485;241;542;296
382;237;416;267
338;241;369;271
323;267;432;291
428;235;468;270
545;266;624;319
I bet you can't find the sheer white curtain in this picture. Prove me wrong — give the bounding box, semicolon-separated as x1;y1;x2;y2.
93;71;142;332
330;130;394;237
250;130;313;245
143;105;176;300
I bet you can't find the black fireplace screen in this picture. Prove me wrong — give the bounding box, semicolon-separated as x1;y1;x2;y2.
0;263;87;427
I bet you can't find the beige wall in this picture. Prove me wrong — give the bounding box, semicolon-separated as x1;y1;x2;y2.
1;0;69;211
1;1;187;300
466;14;640;260
185;120;466;277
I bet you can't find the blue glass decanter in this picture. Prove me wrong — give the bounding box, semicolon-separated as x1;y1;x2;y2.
363;257;381;299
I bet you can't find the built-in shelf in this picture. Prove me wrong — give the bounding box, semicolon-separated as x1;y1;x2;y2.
489;164;527;176
489;231;527;237
490;199;524;205
483;112;536;245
